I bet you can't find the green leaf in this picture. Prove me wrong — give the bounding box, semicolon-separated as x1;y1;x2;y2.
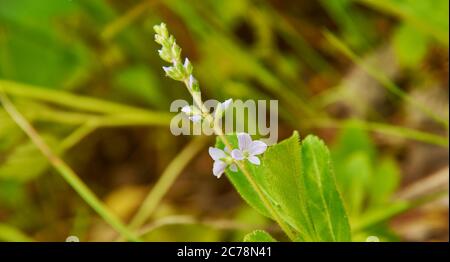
261;131;315;241
393;23;429;68
332;121;376;163
369;158;400;207
0;109;22;150
338;152;372;218
217;133;352;241
0;223;33;242
243;230;276;242
0;135;57;182
300;135;351;241
215;135;271;218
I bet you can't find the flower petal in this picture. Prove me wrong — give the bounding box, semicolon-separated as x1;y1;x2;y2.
248;140;267;155
247;156;261;165
229;163;238;172
162;66;172;74
231;149;245;160
181;105;191;114
213;160;227;178
189;115;202;122
237;132;252;150
209;147;227;161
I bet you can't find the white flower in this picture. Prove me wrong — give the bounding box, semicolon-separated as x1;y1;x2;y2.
181;105;202;123
231;133;267;165
208;147;238;178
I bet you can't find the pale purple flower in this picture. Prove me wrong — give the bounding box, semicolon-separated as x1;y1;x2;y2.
181;105;202;123
231;133;267;165
208;147;237;178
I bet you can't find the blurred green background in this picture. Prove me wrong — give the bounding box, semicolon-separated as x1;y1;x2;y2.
0;0;448;241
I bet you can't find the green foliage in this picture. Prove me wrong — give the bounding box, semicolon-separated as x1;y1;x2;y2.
0;109;22;150
0;135;57;182
300;136;351;241
243;230;276;242
393;24;429;68
262;132;313;240
0;0;92;87
113;65;167;108
0;0;446;242
331;122;402;240
216;132;351;242
215;135;271;219
359;0;449;45
320;0;375;50
369;158;400;207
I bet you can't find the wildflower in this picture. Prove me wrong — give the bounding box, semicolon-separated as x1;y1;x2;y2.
208;147;238;178
231;133;267;165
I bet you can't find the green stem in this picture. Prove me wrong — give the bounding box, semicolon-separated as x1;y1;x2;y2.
29;107;172;127
311;118;448;147
0;91;140;242
214;127;297;240
185;77;296;239
0;79;171;119
59;122;98;152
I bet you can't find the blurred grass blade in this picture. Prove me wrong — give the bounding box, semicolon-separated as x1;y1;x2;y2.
356;0;449;46
127;137;208;231
0;79;172;120
0;90;140;242
323;32;449;129
0;223;34;242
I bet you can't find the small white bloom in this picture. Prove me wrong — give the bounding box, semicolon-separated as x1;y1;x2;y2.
189;115;202;123
181;105;202;123
181;105;192;114
231;133;267;165
208;147;237;178
162;66;172;74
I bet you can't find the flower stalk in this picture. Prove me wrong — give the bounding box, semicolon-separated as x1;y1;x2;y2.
153;23;296;240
